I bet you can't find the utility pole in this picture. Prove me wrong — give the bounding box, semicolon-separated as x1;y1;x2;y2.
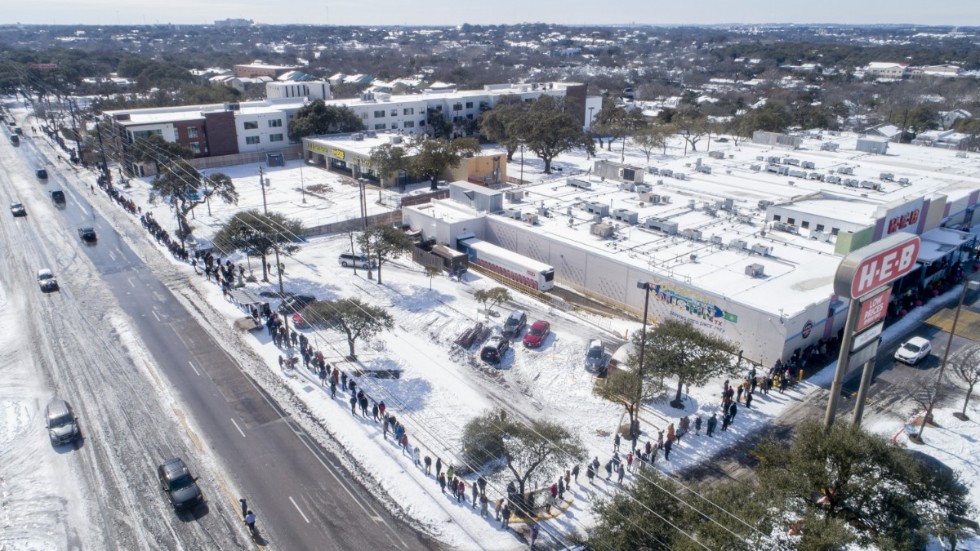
633;281;652;438
67;98;83;165
259;167;284;295
95;121;112;187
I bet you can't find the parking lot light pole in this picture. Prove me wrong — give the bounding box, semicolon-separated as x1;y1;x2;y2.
913;276;980;443
634;281;653;438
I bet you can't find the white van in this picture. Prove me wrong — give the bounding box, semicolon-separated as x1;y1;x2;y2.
338;253;374;269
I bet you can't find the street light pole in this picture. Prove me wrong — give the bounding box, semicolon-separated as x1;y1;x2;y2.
913;276;979;443
519;144;525;185
634;281;652;438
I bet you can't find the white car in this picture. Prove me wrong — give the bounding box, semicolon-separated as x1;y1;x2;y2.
37;269;59;292
894;337;931;365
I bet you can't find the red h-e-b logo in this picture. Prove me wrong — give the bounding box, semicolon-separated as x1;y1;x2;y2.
887;209;920;234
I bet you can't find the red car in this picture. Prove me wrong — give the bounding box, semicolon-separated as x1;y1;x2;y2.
523;320;550;348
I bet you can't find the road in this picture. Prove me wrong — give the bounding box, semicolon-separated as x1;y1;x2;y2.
0;106;435;550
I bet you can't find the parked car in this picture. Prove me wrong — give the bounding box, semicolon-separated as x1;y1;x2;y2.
278;294;316;314
894;336;932;365
157;457;204;511
481;334;510;364
501;309;527;339
36;168;48;180
45;399;81;446
523;320;551;348
77;227;97;243
585;339;608;374
338;253;375;269
10;201;26;217
37;269;58;292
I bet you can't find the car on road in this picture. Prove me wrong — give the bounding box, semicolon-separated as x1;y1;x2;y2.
10;201;26;217
338;253;375;269
36;168;48;180
77;227;97;243
9;135;19;146
894;336;932;365
157;457;204;511
44;399;81;446
501;309;527;340
37;269;58;292
523;320;551;348
278;294;316;314
480;334;510;364
50;189;66;207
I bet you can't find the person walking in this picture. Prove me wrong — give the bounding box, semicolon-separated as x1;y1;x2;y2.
244;510;256;536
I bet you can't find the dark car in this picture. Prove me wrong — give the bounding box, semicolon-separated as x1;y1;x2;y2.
523;320;551;348
10;201;26;217
158;457;204;511
278;294;316;314
36;168;48;180
78;227;97;243
480;335;510;364
501;309;527;339
50;190;66;206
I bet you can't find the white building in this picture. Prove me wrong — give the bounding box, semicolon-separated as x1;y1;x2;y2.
864;62;910;79
266;81;332;101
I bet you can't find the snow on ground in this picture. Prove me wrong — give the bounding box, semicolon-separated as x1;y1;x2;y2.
11;100;979;549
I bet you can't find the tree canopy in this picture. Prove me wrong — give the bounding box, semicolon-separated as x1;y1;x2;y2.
287;100;365;141
357;224;414;284
408;136;481;190
213;210;304;282
150;160;237;241
516;95;593;173
305;298;394;358
643;319;739;409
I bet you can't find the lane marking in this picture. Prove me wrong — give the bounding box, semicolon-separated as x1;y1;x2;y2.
127;277;135;288
289;496;311;524
230;418;247;438
151;309;161;322
108;250;117;262
188;361;201;377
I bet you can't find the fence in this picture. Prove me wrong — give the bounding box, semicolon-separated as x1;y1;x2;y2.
302;210;403;237
188;145;304;171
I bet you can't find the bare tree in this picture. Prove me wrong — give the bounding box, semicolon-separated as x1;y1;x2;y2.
952;345;980;420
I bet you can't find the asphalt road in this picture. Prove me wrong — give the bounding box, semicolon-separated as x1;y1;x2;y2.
2;114;435;550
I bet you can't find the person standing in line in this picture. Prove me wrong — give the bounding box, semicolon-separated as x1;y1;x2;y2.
617;463;626;484
478;475;487;496
626;452;634;473
413;446;421;467
438;472;446;493
605;459;613;480
446;465;455;483
349;394;357;415
529;523;539;548
663;438;673;461
706;413;717;437
571;464;579;484
472;480;479;508
495;498;503;521
501;504;511;529
695;415;702;435
372;402;380;421
729;402;739;424
457;480;465;504
480;493;489;518
424;455;432;475
557;476;565;499
436;457;443;478
613;432;620;452
745;391;753;409
239;497;248;518
586;463;595;484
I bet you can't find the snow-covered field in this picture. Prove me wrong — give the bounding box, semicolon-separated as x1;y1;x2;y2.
6;101;979;549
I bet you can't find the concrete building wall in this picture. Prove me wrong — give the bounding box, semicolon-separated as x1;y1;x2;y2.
203;111;239;156
234;111;288;154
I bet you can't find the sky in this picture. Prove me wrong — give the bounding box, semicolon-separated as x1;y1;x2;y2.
4;0;980;27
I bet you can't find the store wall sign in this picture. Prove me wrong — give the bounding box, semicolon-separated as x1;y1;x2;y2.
834;232;921;299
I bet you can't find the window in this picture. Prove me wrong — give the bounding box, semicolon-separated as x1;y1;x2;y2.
801;221;810;229
466;113;474;120
243;121;259;130
404;121;415;128
787;218;795;225
373;110;385;118
391;123;399;130
403;107;414;115
268;119;283;128
375;123;385;130
131;129;163;142
452;102;462;111
465;101;473;109
772;214;781;222
189;143;201;154
816;224;825;232
419;120;425;126
187;127;199;139
831;228;840;236
270;134;284;142
390;109;397;117
622;168;636;181
246;136;260;145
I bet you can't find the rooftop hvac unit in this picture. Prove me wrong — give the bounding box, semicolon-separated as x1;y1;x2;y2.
756;155;765;161
640;192;662;204
789;169;807;178
809;172;824;180
783;157;800;166
758;200;773;211
751;243;772;256
634;183;652;193
504;208;523;220
766;156;781;164
674;173;687;180
389;135;402;144
591;222;615;238
773;222;799;234
567;178;592;190
619;181;636;192
688;199;697;209
730;238;748;249
722;198;734;211
660;195;671;203
365;130;377;138
709;150;725;159
586;202;609;216
352;133;365;141
820;142;839;152
898;177;911;185
661;168;673;177
844;178;859;188
698;165;712;174
826;175;842;184
504;190;524;202
711;235;724;245
644;217;678;235
737;215;754;225
745;263;766;278
802;161;816;170
680;229;703;241
647;166;660;175
613;208;639;224
838;166;854;175
750;164;762;171
523;212;539;225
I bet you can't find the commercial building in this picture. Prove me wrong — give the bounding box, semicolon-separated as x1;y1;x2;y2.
402;134;979;367
232;63;303;79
